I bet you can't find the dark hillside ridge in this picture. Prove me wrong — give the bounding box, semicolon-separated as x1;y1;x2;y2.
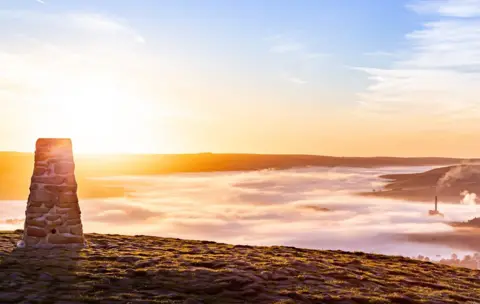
0;230;479;303
360;165;480;203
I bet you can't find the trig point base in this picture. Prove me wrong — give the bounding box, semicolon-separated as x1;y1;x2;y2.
21;138;85;248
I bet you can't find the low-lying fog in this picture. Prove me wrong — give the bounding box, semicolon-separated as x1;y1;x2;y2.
2;166;479;260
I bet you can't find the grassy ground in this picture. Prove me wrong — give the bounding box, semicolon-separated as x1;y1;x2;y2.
1;230;480;304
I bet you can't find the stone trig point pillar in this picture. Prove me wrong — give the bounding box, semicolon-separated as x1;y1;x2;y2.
22;138;85;248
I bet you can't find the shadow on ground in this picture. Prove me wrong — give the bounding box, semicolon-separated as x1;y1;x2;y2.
0;231;82;303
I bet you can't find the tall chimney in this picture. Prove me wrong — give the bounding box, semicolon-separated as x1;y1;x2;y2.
21;138;85;248
435;195;438;211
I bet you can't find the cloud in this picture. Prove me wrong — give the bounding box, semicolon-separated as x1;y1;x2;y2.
85;202;164;224
36;0;45;4
0;218;24;225
266;33;329;59
408;0;480;17
306;52;330;59
67;13;145;43
356;0;480;124
363;51;396;57
0;10;144;44
1;165;477;259
270;42;304;53
266;33;328;85
283;74;307;85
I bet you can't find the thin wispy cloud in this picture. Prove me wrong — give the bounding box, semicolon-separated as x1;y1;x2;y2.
266;34;327;59
288;76;307;85
408;0;480;17
0;11;145;100
267;33;328;85
68;13;145;43
270;42;304;54
0;10;144;44
306;52;330;59
282;73;307;85
35;0;45;4
356;0;480;125
363;51;396;57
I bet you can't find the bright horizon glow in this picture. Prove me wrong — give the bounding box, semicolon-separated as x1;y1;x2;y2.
2;1;480;157
33;81;160;154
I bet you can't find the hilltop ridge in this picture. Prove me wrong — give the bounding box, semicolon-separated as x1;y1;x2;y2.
0;230;479;303
361;165;480;203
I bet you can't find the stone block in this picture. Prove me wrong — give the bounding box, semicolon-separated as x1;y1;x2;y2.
67;210;81;220
46;219;63;227
32;176;65;185
29;183;42;191
46;215;61;221
43;201;54;208
54;162;75;175
26;213;44;219
64;175;77;186
44;185;77;193
55;207;71;214
70;226;83;236
27;207;51;214
58;193;78;204
48;234;83;245
28;201;42;208
58;227;70;233
30;190;57;203
34;152;50;162
26;218;46;228
27;227;47;237
33;167;47;176
66;219;81;226
36;138;72;149
25;236;41;246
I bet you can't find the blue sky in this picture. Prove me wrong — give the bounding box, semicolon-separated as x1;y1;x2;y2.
2;0;480;156
2;0;422;101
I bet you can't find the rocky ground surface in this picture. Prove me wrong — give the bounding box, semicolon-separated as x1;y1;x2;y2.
1;230;480;304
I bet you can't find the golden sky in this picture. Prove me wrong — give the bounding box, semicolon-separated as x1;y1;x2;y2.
2;1;480;157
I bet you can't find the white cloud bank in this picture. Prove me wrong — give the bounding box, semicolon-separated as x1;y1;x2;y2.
357;0;480;125
1;166;478;259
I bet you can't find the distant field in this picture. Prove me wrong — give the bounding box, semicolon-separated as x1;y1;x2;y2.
0;152;466;200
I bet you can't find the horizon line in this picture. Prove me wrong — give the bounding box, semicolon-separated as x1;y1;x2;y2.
0;150;476;159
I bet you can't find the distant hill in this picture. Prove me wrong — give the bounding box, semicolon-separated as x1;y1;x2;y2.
1;230;480;303
360;165;480;203
0;152;469;200
451;217;480;228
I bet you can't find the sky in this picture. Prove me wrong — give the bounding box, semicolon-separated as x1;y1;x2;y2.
1;0;480;157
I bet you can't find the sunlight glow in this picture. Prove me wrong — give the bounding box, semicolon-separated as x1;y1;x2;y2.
33;78;161;154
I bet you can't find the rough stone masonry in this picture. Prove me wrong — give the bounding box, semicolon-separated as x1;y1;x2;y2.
21;138;85;248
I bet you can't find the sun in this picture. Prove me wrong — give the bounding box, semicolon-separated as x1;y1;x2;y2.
33;81;159;154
